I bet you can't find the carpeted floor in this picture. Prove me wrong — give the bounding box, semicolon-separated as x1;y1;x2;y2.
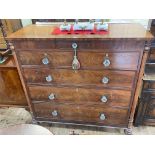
0;107;155;135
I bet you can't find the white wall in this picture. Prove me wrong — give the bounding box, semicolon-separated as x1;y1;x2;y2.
20;19;151;29
109;19;150;29
21;19;32;27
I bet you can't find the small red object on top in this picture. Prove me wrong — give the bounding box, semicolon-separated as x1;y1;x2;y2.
51;25;109;35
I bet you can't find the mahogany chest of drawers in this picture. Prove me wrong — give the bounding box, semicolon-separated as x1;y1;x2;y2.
7;23;153;134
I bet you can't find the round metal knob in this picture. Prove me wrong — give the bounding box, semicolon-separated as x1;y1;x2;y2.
102;77;109;84
48;93;55;100
72;43;78;49
42;57;49;65
100;113;106;121
103;58;110;67
51;110;58;117
45;75;52;82
101;95;108;103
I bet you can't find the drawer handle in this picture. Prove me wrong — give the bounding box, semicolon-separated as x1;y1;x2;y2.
42;54;49;65
48;93;55;100
102;77;109;84
101;95;108;103
51;110;58;117
72;43;80;70
45;75;52;82
100;113;106;121
103;54;110;67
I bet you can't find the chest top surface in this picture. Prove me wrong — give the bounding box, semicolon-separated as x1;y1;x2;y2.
6;23;153;41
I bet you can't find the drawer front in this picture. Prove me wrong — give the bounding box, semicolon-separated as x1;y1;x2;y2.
18;51;139;70
23;68;135;89
29;86;131;108
34;103;128;127
13;40;145;51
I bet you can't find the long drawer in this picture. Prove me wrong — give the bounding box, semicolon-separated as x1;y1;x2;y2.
23;68;135;90
18;50;139;70
34;102;128;127
29;86;131;108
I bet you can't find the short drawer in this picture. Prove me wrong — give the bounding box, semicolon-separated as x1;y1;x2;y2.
18;50;139;70
29;86;132;108
23;68;135;90
34;102;128;127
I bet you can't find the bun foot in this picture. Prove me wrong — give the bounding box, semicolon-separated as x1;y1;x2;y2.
124;128;132;135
